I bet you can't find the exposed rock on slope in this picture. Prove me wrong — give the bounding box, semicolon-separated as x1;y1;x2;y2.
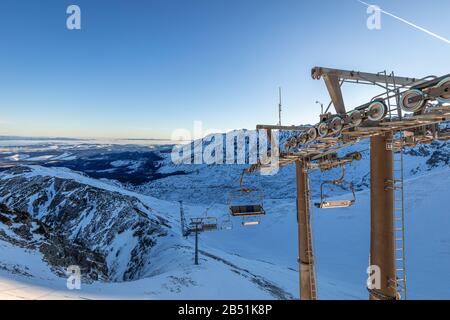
0;203;107;281
0;166;171;281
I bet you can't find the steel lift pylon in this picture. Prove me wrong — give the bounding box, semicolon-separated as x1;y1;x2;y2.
296;160;317;300
252;66;449;300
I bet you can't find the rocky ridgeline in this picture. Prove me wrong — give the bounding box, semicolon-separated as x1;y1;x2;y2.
0;166;172;281
0;203;108;281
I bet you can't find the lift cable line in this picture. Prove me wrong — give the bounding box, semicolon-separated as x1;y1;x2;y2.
241;66;449;300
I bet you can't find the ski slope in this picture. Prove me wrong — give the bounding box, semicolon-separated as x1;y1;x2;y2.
0;167;448;299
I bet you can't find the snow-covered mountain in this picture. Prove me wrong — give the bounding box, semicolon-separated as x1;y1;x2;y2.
1;164;448;299
0;165;297;299
0;128;448;299
0;166;173;282
138;138;450;205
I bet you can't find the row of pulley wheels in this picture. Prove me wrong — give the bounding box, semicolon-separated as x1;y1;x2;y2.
286;77;450;147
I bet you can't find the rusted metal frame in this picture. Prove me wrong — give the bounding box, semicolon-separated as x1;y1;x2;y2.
307;157;354;171
256;124;310;131
311;67;424;87
323;74;347;114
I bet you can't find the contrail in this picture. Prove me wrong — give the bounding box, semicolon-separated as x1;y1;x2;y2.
358;0;450;45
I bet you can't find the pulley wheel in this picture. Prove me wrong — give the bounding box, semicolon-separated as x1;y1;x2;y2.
436;77;450;103
285;137;296;148
348;110;363;127
307;127;318;142
317;122;329;137
367;101;387;122
296;134;308;145
330;117;344;134
400;89;425;112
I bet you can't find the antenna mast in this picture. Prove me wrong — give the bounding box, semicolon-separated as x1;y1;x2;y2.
278;87;282;126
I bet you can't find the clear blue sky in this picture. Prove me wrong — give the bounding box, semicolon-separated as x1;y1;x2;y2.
0;0;448;139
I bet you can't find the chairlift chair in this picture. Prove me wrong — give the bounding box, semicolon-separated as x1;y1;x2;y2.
242;219;261;226
314;165;356;209
221;215;234;231
201;208;218;231
229;188;266;218
228;170;266;225
229;194;265;226
202;216;218;231
229;203;266;217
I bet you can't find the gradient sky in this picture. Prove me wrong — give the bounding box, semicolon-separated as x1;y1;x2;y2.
0;0;448;139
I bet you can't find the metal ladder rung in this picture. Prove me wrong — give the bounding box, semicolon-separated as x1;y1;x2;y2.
305;176;318;300
392;135;407;300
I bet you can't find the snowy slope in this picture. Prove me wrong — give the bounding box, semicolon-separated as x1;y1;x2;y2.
174;169;450;299
0;166;174;281
1;166;448;299
0;165;297;300
0;236;297;300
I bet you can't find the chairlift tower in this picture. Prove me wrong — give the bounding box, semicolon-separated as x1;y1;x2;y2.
251;66;450;300
179;201;188;237
184;207;220;265
190;218;203;265
370;133;397;299
295;160;317;300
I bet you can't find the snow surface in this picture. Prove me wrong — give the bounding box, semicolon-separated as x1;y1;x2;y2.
0;165;449;299
3;154;30;161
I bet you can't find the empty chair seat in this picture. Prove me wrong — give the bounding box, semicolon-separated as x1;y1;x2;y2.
314;199;355;209
230;205;265;217
202;217;218;231
202;223;218;231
